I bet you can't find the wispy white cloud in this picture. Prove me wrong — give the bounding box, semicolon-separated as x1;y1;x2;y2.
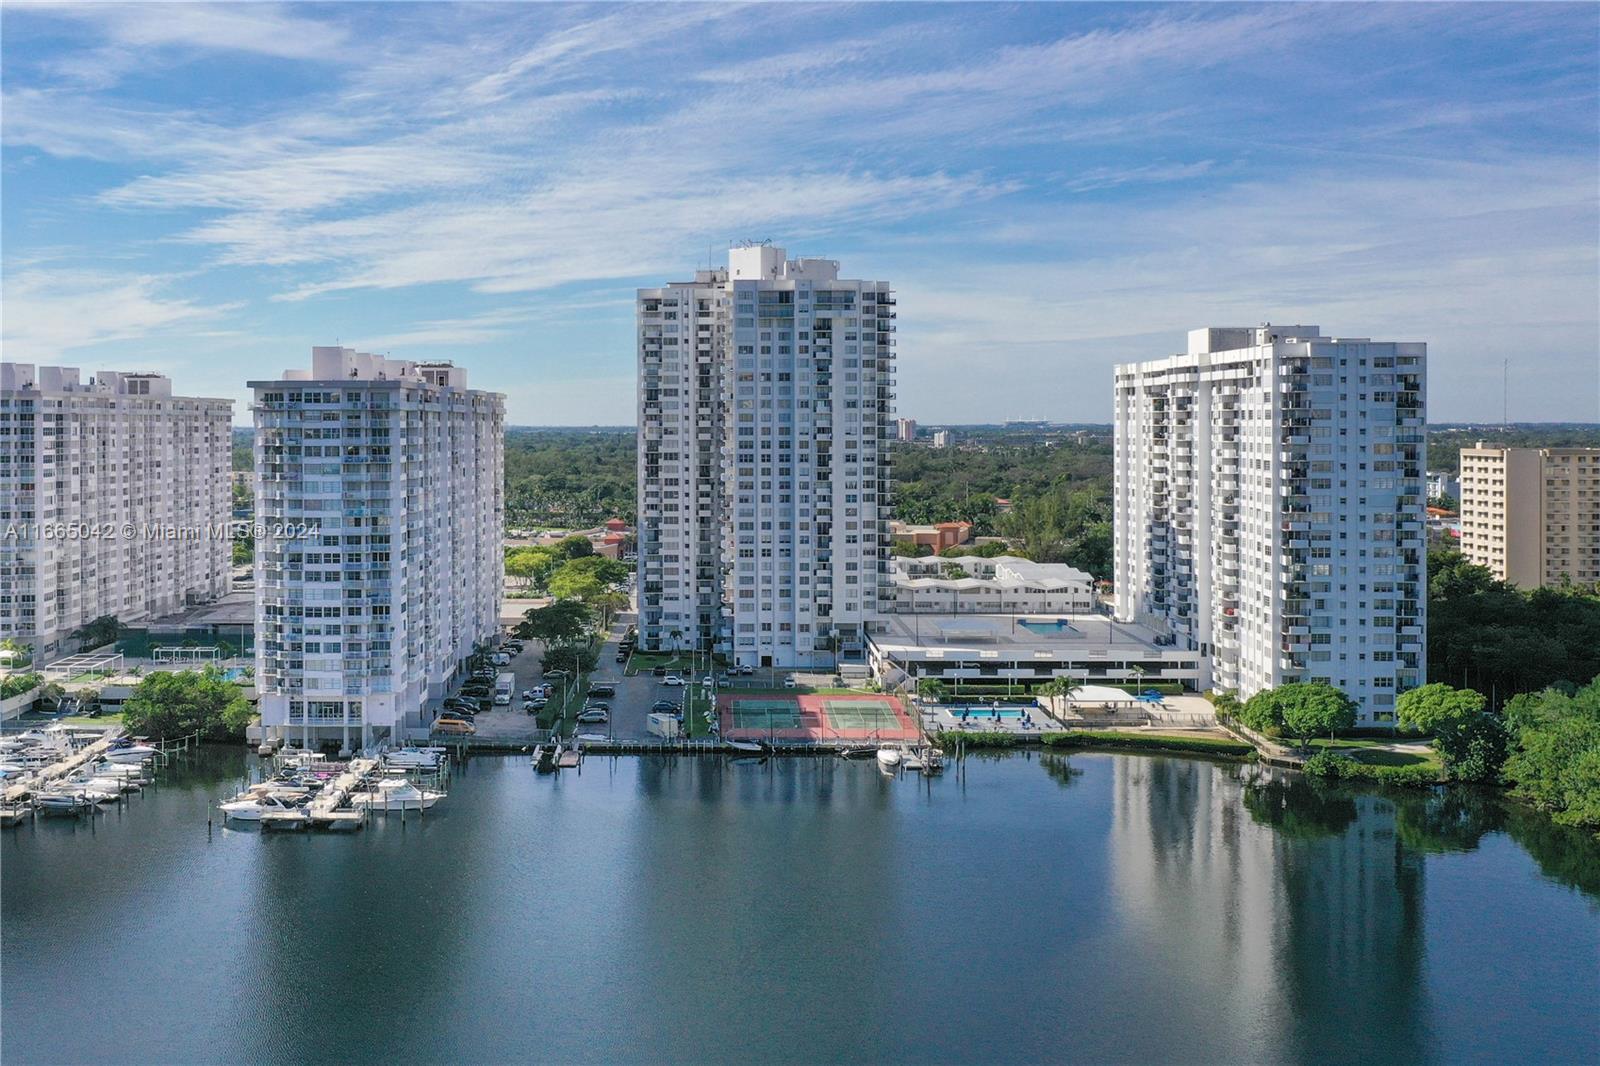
2;268;233;358
2;2;1594;422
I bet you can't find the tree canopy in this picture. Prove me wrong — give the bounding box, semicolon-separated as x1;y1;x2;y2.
1428;548;1600;697
121;669;254;741
514;599;591;646
1398;682;1505;783
1502;677;1600;833
1241;682;1357;745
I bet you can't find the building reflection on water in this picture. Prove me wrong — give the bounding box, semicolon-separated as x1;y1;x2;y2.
1108;757;1429;1065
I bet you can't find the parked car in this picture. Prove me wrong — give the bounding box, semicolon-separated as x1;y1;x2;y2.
434;718;475;736
491;654;511;666
576;708;609;724
526;696;549;709
652;700;680;713
662;675;684;686
739;664;755;676
616;651;628;662
717;673;733;686
544;669;570;681
652;665;668;677
589;684;617;698
783;675;798;689
585;701;611;714
701;676;714;687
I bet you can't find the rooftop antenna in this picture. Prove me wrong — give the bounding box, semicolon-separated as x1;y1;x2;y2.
1503;358;1509;427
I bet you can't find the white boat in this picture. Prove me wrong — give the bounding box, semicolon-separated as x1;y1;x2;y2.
36;790;97;815
382;747;447;769
102;744;159;764
351;779;443;811
219;793;304;822
69;776;127;802
922;748;945;775
876;747;902;773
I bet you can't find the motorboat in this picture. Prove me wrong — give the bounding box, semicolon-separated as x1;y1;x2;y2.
382;747;447;770
219;793;305;822
88;762;148;783
922;748;946;775
534;745;558;774
66;776;127;803
725;739;765;754
102;744;159;764
876;747;903;774
36;790;98;816
351;778;443;811
838;746;877;760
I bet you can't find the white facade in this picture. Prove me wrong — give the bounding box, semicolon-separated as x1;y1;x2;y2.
1114;326;1427;723
249;348;504;747
889;555;1095;614
0;364;232;659
637;245;895;668
896;417;917;442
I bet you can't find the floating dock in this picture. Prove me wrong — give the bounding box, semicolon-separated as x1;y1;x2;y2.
307;757;377;828
3;728;128;804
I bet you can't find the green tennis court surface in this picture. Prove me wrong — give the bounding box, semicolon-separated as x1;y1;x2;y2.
821;698;904;731
726;699;805;730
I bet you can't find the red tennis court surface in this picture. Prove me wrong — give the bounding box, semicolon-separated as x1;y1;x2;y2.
719;693;919;741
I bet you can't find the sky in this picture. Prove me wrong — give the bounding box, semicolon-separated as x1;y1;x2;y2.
3;2;1597;426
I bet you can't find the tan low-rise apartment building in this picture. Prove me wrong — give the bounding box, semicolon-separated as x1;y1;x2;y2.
1458;443;1600;588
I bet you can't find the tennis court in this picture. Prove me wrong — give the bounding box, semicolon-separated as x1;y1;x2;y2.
821;698;904;732
724;698;807;732
719;693;919;742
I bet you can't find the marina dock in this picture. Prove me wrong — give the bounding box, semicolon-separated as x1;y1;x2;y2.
306;756;378;827
3;728;128;804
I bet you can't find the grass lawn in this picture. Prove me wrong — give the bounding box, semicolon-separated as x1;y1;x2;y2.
538;673;590;735
1305;738;1441;769
43;714;123;728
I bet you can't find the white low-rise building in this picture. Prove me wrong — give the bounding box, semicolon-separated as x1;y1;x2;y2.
889;555;1095;614
868;612;1202;693
0;363;232;660
249;348;504;749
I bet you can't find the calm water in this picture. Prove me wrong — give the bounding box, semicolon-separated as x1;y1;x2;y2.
3;749;1597;1065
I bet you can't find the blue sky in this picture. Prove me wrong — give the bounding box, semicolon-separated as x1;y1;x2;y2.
4;2;1596;425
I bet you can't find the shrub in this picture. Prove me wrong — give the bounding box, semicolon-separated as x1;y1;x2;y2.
1042;731;1255;758
932;730;1024;750
1302;750;1440;787
0;672;44;700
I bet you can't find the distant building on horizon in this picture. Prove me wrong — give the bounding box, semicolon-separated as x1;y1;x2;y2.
1458;443;1600;588
931;430;951;448
896;417;917;442
636;244;895;668
249;348;504;749
0;363;232;660
1114;325;1427;724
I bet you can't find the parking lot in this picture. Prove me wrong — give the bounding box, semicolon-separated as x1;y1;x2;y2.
431;618;875;743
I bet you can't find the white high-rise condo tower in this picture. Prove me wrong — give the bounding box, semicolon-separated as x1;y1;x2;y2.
0;364;232;660
637;244;895;668
1114;326;1427;724
249;348;504;749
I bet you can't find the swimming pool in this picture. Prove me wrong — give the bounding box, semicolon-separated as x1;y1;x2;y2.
1017;618;1076;636
222;667;248;682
